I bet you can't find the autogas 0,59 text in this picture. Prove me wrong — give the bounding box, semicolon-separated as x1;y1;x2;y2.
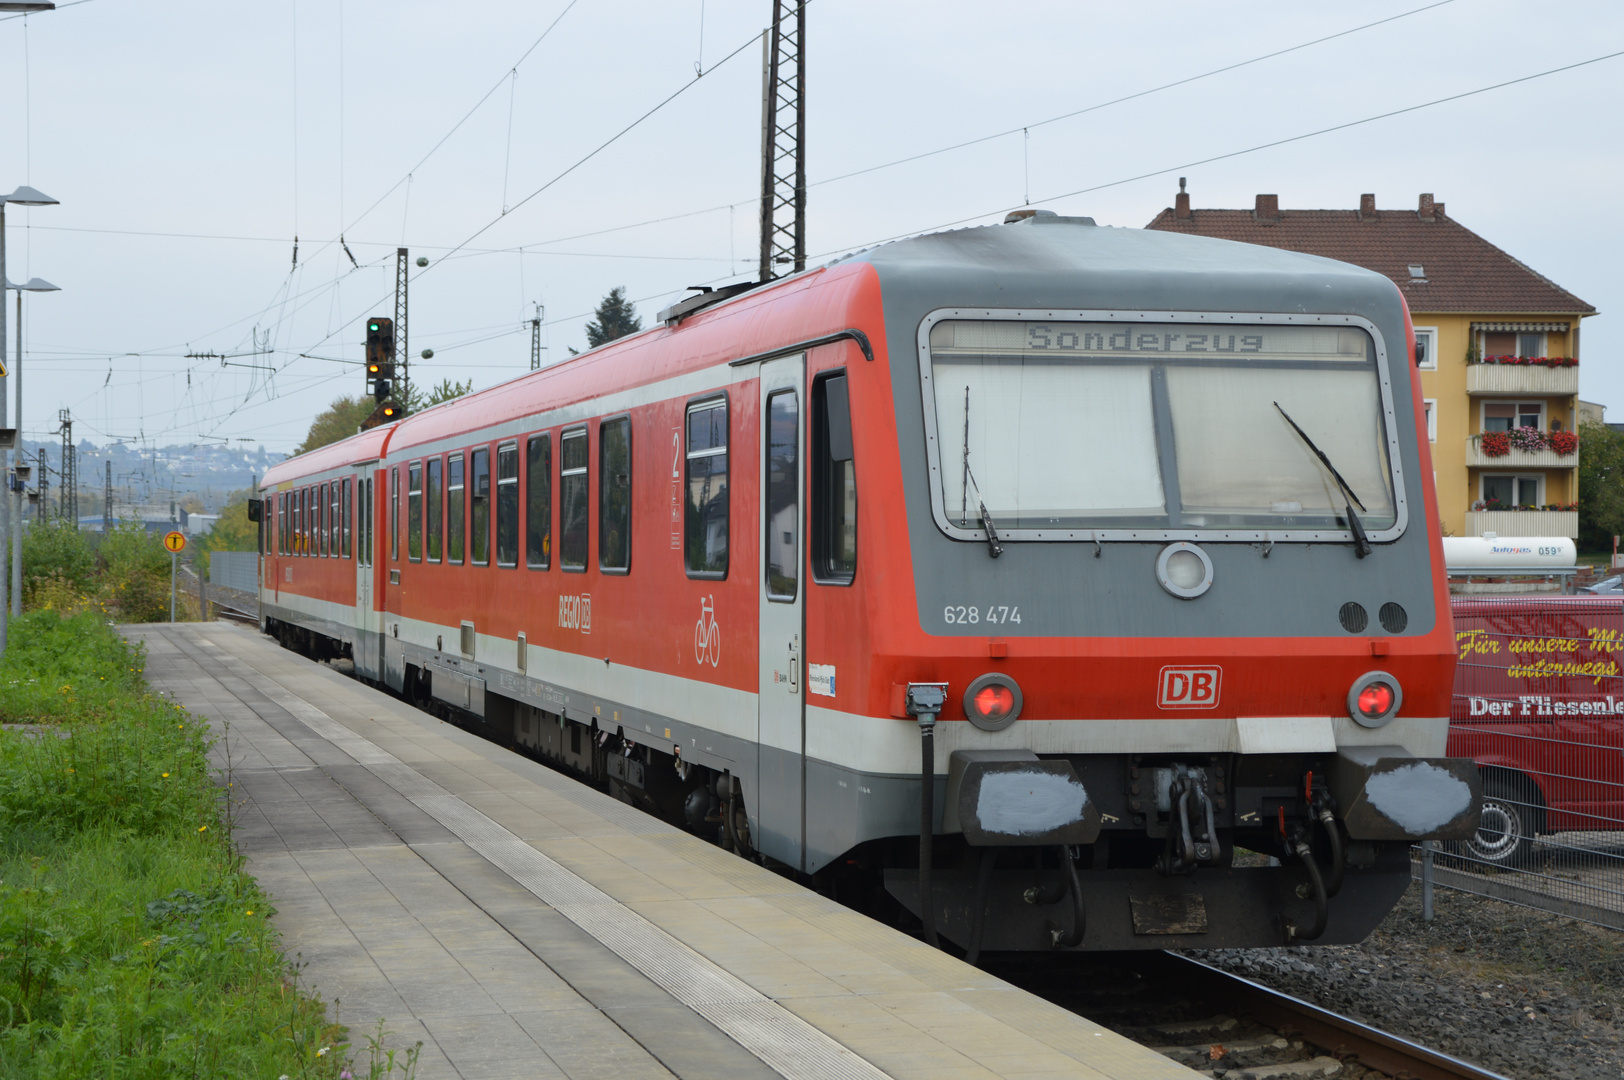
944;605;1021;625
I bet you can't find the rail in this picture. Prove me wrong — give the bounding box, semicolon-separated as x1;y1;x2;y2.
1143;953;1512;1080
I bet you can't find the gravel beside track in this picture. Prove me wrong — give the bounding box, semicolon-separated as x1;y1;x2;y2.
1188;885;1624;1079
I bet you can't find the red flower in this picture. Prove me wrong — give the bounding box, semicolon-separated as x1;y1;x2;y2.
1548;429;1578;456
1479;431;1511;457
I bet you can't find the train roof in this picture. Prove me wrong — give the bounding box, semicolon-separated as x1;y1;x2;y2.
262;421;394;488
847;215;1406;317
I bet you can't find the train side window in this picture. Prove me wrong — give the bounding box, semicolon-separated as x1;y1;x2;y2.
599;418;631;573
526;434;551;570
471;447;491;565
447;454;465;564
331;482;341;557
390;467;400;561
343;478;352;558
685;397;728;578
408;463;423;561
298;488;307;556
497;442;519;568
812;372;857;585
426;458;443;562
766;390;799;601
278;494;286;554
315;483;326;557
560;428;588;570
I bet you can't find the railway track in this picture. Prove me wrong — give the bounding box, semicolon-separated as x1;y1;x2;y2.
990;951;1509;1080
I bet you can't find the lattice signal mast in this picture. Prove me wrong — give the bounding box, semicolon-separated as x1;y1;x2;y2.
395;248;411;413
58;409;75;525
757;1;805;282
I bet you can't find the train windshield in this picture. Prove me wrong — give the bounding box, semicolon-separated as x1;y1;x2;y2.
927;319;1397;534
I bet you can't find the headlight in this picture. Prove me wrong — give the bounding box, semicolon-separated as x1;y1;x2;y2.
1348;671;1402;728
963;672;1023;732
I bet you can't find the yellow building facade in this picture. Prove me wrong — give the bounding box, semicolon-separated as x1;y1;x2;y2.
1148;188;1595;538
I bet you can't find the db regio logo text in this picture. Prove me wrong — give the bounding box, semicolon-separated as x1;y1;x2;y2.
558;593;591;634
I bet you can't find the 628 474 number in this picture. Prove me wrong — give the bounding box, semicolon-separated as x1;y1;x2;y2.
943;605;1020;625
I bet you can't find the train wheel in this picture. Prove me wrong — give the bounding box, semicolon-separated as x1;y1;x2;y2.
1462;777;1536;867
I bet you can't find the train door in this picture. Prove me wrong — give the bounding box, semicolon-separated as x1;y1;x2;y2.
353;464;378;677
757;354;806;870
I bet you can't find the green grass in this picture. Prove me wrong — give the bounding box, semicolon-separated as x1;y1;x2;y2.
0;610;415;1079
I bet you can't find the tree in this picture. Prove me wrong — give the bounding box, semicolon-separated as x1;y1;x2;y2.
1578;421;1624;553
192;488;259;575
294;395;373;456
404;378;472;414
585;287;642;349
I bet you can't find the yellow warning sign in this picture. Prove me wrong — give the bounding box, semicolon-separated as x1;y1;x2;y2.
163;531;187;553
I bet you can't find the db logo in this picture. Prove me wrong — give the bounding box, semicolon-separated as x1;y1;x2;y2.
1158;665;1222;710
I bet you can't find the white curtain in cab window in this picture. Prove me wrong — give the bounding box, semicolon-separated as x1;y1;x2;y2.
933;357;1164;526
1167;367;1396;525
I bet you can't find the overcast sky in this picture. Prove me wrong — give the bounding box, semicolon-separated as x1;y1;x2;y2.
2;0;1619;453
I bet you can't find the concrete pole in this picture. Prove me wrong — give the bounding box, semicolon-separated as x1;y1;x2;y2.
0;202;9;653
11;287;20;617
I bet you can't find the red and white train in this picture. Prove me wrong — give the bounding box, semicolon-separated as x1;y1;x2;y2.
257;212;1480;951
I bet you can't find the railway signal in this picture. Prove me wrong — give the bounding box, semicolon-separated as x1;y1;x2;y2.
359;401;398;431
365;317;395;401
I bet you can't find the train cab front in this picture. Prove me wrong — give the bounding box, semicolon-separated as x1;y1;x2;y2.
869;278;1479;952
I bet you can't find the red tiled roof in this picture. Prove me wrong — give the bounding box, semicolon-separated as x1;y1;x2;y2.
1144;193;1594;316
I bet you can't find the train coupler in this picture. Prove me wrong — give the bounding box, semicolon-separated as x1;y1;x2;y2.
1155;768;1223;875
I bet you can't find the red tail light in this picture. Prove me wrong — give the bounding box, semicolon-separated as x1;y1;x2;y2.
1348;671;1402;728
963;673;1023;731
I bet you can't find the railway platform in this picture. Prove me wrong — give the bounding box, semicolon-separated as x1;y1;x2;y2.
127;621;1195;1080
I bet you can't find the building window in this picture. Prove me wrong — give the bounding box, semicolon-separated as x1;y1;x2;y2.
1423;399;1437;443
447;454;465;564
599;418;631;572
471;448;491;565
1413;327;1437;370
685;398;728;577
1483;401;1543;432
408;463;422;561
526;435;551;569
497;443;520;568
812;372;857;584
1481;474;1541;509
766;390;799;601
1482;331;1545;359
560;428;588;570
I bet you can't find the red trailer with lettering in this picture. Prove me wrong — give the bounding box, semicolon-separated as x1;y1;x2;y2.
1450;596;1624;862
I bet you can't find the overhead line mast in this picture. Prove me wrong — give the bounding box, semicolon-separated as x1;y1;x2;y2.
757;0;805;282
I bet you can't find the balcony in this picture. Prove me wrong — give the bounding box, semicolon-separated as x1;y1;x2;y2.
1464;510;1578;539
1465;434;1578;469
1465;362;1579;396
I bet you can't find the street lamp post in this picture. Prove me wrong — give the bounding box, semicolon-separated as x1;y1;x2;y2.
0;184;58;655
10;274;58;619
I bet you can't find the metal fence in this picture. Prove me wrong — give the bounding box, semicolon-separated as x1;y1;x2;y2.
209;551;258;596
1416;595;1624;929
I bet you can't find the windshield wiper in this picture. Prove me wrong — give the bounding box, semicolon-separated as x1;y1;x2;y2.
961;388;1004;559
1273;401;1373;559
